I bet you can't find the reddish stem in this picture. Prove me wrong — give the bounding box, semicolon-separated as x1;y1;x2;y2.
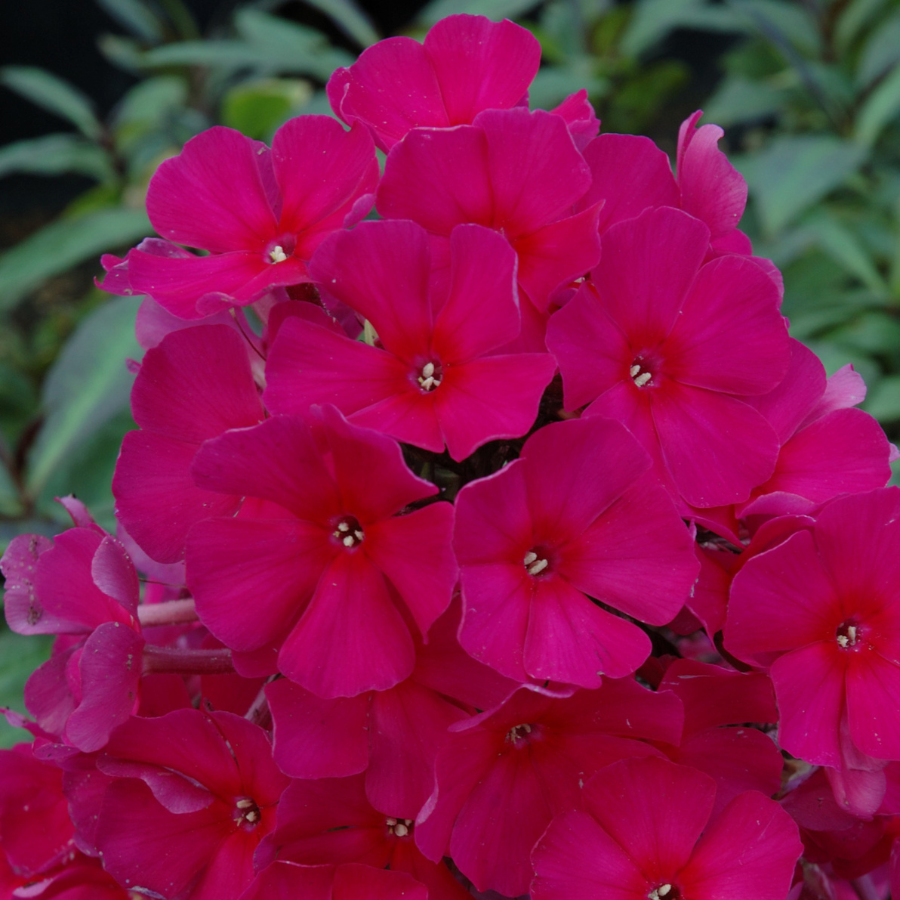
142;644;234;675
137;598;197;628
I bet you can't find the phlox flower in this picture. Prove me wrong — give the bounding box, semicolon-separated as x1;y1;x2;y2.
186;407;457;699
548;205;790;508
105;116;377;319
414;679;684;897
242;861;427;900
725;487;900;773
265;220;557;461
454;415;698;687
531;756;802;900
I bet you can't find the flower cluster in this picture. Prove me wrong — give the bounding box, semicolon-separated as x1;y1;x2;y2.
3;14;900;900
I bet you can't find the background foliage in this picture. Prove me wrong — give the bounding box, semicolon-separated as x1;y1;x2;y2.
1;0;899;745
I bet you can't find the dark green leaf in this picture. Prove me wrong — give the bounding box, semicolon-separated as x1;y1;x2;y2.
0;629;53;749
835;0;892;56
26;297;141;498
864;373;900;422
416;0;545;28
701;74;785;126
0;208;152;311
727;0;822;56
299;0;380;47
95;0;165;42
735;136;867;235
855;63;900;147
801;213;889;296
0;134;113;182
856;10;900;87
622;0;744;59
0;66;102;140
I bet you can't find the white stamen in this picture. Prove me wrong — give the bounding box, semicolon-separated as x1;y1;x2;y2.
269;245;287;263
394;823;409;837
420;376;435;390
386;817;397;827
634;372;652;388
629;364;641;377
236;799;254;809
354;530;365;541
342;535;355;547
245;810;259;823
848;625;858;643
523;551;538;566
337;522;350;532
527;558;549;576
837;634;849;648
422;362;435;378
659;886;672;898
506;723;533;743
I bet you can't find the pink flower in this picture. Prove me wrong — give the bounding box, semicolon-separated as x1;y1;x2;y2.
265;221;556;461
454;415;698;686
113;323;265;564
243;861;428;900
547;205;790;508
94;709;288;899
725;487;900;769
531;756;802;900
414;680;684;897
327;15;540;152
186;408;457;698
376;107;603;342
108;117;377;319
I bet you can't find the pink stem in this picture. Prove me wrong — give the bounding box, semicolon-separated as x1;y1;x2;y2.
137;598;197;628
142;644;234;675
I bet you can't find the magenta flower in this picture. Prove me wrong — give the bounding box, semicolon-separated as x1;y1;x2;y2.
265;221;556;461
327;14;540;152
414;680;684;897
454;416;698;686
531;756;802;900
113;324;264;564
243;861;428;900
725;487;900;769
547;205;790;508
376;107;603;335
186;407;457;698
94;709;289;899
257;774;469;900
111;116;377;318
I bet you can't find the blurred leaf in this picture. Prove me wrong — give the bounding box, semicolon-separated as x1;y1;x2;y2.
26;297;141;499
855;62;900;147
416;0;543;28
114;75;188;129
0;629;53;749
622;0;743;59
856;10;900;87
702;74;785;126
604;59;689;133
0;67;102;140
835;0;892;56
300;0;380;47
95;0;165;42
98;33;147;73
222;78;313;139
802;213;889;296
0;134;114;182
0;208;152;311
727;0;822;56
827;311;900;357
864;373;900;422
528;61;608;110
736;136;867;235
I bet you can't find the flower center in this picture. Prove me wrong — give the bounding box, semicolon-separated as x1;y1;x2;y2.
630;361;653;388
386;817;413;837
269;245;288;263
523;550;549;577
648;884;678;900
333;515;365;548
234;797;261;828
417;361;443;393
506;723;533;744
836;620;861;649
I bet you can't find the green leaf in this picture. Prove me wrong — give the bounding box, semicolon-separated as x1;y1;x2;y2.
622;0;744;59
735;136;867;235
528;61;609;111
0;208;152;312
416;0;544;28
835;0;892;56
26;297;141;498
0;628;53;749
299;0;380;47
864;373;900;422
0;134;114;182
222;78;313;139
95;0;165;42
801;213;889;296
0;66;102;140
856;10;900;87
827;311;900;357
700;74;785;126
726;0;822;56
855;62;900;147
